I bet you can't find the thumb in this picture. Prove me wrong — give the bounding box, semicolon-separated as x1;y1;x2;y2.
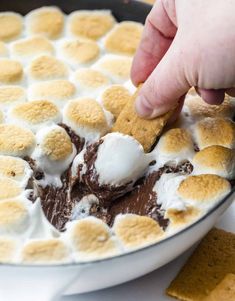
135;39;190;118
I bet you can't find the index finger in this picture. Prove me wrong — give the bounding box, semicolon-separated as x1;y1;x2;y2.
131;0;177;85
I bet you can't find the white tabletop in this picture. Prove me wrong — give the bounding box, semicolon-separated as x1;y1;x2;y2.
61;202;235;301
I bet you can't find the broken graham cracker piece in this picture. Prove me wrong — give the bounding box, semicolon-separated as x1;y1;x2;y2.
166;228;235;301
203;273;235;301
112;86;173;152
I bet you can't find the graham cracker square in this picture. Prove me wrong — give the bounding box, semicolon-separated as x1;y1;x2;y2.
166;228;235;301
203;273;235;301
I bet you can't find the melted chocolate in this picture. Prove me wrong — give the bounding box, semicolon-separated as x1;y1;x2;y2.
90;163;193;229
25;157;75;231
25;126;196;232
37;170;75;231
59;123;85;153
24;125;88;231
107;171;169;229
76;140;134;205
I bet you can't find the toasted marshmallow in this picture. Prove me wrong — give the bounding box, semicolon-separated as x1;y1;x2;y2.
154;173;231;232
0;197;58;240
0;86;26;110
113;214;164;250
0;42;8;57
93;54;132;84
68;10;116;40
100;84;131;118
154;128;195;168
37;125;74;161
10;36;54;63
63;98;112;142
26;6;64;39
72;68;110;97
166;206;200;230
104;21;143;56
32;125;76;187
0;156;32;188
0;124;35;157
21;238;70;264
192;146;235;180
9;100;61;132
0;237;19;263
0;199;30;235
58;39;100;68
153;173;187;211
177;174;231;209
185;94;235;119
27;55;69;82
0;177;23;200
194;118;235;149
0;59;23;85
28;80;76;106
66;217;120;261
0;12;23;42
94;133;153;186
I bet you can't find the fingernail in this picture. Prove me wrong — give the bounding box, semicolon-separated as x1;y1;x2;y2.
135;95;153;117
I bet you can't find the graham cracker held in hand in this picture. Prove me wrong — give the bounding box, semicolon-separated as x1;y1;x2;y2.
112;86;173;152
203;273;235;301
166;228;235;301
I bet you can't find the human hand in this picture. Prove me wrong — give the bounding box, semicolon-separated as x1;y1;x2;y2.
131;0;235;118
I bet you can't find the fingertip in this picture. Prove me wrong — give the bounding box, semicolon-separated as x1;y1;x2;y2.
135;95;154;118
135;93;172;119
198;88;225;105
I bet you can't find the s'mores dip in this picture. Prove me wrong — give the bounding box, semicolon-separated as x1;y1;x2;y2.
0;6;234;265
